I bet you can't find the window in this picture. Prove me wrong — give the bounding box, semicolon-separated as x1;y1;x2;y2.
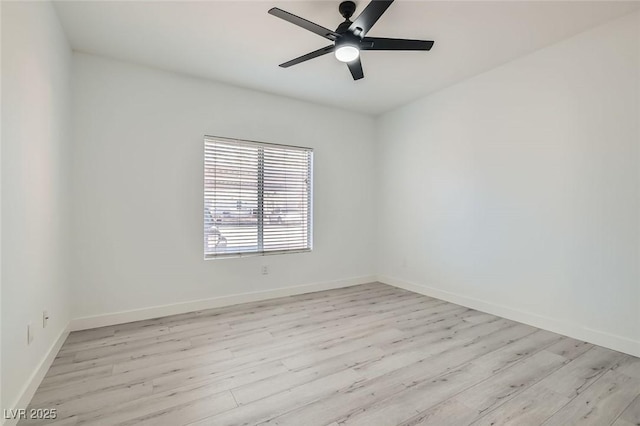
204;136;313;258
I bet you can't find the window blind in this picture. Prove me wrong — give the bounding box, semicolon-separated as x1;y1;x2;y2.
204;136;313;258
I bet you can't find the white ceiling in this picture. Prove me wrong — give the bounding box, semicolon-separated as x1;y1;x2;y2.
53;0;639;115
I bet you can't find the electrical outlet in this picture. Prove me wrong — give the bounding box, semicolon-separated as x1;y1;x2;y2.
261;265;269;275
27;323;34;345
43;311;49;328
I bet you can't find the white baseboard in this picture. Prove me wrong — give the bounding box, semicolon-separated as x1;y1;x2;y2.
3;326;70;426
379;275;640;358
70;275;377;331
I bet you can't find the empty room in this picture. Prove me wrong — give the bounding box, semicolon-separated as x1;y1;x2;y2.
2;0;640;424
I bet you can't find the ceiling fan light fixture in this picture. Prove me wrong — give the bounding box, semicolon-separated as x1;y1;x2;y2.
335;45;360;62
269;1;434;80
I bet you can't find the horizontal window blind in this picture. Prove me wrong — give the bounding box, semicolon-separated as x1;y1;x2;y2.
204;136;313;258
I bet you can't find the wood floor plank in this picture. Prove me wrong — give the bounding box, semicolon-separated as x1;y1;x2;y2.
542;370;640;426
616;394;640;425
128;390;237;426
468;384;571;426
52;323;227;364
280;328;405;370
463;329;563;375
352;322;529;382
80;388;237;426
21;283;640;426
266;297;449;340
30;382;153;421
341;348;564;426
614;354;640;379
112;347;233;375
151;358;289;394
187;369;364;426
262;325;539;426
544;337;594;361
404;333;571;426
70;382;235;425
466;345;626;426
455;350;567;414
391;323;535;377
232;346;387;405
38;366;113;391
534;346;626;398
397;399;480;426
285;361;489;426
612;418;637;426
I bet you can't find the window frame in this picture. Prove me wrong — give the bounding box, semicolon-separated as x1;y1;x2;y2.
204;135;314;259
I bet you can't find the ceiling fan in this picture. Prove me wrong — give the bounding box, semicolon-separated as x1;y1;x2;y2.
268;0;434;81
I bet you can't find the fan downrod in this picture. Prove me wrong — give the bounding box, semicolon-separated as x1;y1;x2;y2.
339;1;356;20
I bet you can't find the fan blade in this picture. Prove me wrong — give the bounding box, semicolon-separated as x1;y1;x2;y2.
361;37;434;51
279;45;335;68
348;0;394;37
347;58;364;80
269;8;339;41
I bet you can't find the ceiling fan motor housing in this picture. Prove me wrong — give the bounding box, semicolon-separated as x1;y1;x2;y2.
339;1;357;20
336;32;360;49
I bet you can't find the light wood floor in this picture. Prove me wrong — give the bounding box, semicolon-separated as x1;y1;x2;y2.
23;282;640;426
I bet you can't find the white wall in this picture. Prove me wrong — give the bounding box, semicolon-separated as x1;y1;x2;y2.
377;11;640;356
1;1;72;414
70;53;376;320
